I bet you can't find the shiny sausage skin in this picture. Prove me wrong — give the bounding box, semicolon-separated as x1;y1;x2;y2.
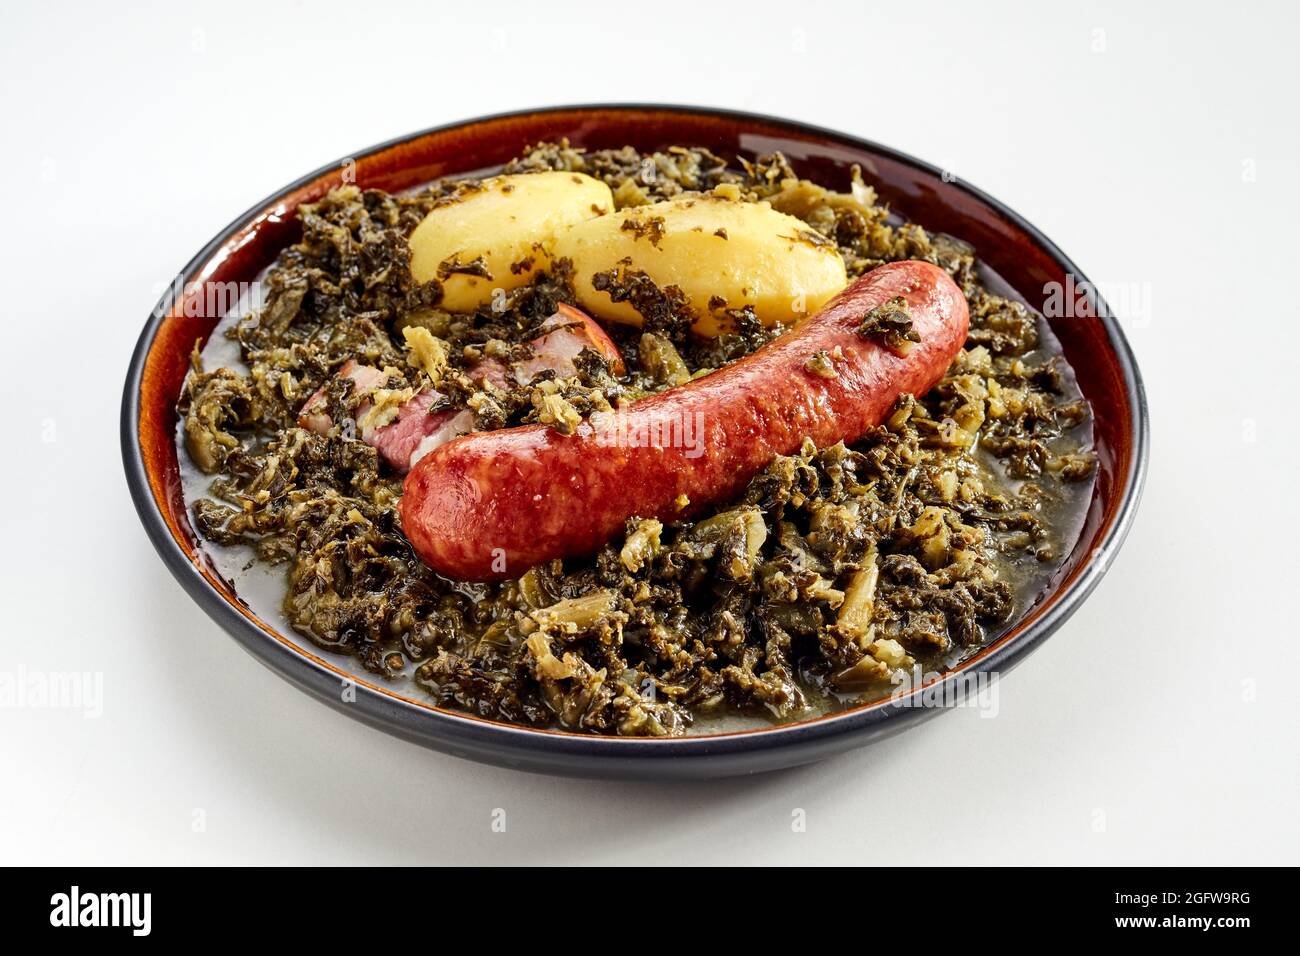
401;260;969;581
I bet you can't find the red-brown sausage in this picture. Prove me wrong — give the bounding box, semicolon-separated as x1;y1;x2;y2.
401;260;969;580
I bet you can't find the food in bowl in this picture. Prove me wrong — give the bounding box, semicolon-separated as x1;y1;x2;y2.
179;142;1096;737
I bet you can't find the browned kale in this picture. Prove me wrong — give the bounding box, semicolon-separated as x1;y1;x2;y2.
591;258;696;344
858;295;921;356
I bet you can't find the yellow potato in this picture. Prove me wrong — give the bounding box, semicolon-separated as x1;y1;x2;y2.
551;195;848;336
409;171;613;313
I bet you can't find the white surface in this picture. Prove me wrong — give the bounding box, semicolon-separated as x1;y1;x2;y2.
1;0;1296;865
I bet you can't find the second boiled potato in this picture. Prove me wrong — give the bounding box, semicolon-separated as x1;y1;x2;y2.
409;171;613;313
552;195;848;337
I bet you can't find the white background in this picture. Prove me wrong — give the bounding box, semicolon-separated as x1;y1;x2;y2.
2;0;1296;865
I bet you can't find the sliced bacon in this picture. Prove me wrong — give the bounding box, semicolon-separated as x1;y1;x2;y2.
366;391;473;472
473;304;625;389
515;303;625;383
298;361;385;434
297;305;624;474
298;362;471;473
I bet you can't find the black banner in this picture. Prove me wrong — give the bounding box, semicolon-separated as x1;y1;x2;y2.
3;867;1284;939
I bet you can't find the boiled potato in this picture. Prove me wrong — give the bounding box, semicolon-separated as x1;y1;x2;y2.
409;171;613;313
551;195;848;336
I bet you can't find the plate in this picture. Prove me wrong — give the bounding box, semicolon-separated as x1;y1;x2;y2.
122;105;1148;778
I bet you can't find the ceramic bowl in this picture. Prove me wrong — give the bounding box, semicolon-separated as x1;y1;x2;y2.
122;105;1148;778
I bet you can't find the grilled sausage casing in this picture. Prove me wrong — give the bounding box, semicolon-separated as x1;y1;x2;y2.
401;260;970;580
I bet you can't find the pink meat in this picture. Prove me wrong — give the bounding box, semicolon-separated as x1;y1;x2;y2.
365;391;473;472
298;305;624;474
297;361;470;473
515;303;626;383
298;361;386;434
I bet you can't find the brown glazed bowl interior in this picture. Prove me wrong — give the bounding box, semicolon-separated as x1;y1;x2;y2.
122;105;1147;779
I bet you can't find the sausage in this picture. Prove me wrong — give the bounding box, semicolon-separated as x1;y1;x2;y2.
400;260;969;581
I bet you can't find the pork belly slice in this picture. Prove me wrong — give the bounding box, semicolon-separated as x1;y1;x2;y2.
297;304;624;473
513;302;626;383
298;362;471;473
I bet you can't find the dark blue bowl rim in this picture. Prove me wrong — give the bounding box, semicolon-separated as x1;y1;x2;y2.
121;103;1149;776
